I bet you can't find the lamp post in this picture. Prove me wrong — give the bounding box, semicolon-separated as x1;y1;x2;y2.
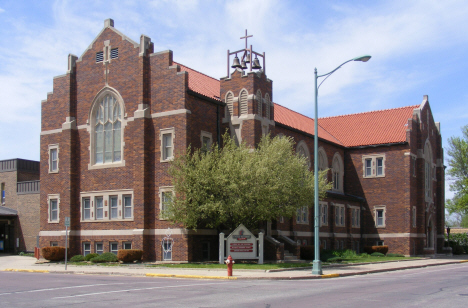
312;55;371;275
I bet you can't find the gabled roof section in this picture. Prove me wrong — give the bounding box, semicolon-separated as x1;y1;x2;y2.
77;19;139;62
318;105;419;147
274;104;343;145
176;62;221;101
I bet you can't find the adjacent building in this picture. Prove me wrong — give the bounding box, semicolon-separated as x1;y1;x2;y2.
39;19;445;260
0;159;40;253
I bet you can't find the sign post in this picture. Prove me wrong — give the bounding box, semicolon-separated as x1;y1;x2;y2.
220;224;263;264
64;216;70;270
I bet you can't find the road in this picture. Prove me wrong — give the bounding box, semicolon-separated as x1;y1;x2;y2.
1;263;467;307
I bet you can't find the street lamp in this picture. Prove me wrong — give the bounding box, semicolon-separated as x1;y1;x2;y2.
312;55;371;275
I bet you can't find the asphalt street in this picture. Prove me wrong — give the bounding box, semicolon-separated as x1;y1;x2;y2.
1;263;467;307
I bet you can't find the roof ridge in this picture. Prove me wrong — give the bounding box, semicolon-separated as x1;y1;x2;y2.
319;104;420;120
174;61;219;82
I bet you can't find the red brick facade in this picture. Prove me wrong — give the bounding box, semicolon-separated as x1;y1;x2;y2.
39;19;444;260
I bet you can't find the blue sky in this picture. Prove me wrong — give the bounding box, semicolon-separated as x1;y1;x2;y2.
1;0;467;200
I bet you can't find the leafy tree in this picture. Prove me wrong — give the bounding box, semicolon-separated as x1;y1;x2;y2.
446;125;468;216
167;133;331;231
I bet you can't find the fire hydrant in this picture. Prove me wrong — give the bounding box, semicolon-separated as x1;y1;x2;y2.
225;255;235;276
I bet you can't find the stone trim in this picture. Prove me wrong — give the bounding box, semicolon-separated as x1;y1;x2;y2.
151;109;191;118
39;228;218;236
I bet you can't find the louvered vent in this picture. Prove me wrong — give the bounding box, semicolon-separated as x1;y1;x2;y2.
111;48;118;59
256;90;262;116
96;51;104;63
240;90;248;116
226;93;234;117
265;94;270;120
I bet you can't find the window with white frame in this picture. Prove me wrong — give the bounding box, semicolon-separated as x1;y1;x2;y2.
83;242;91;256
95;197;104;220
412;206;416;228
48;194;60;223
296;141;311;168
110;242;118;255
332;153;344;192
320;202;328;226
296;206;308;224
200;131;212;153
362;154;385;178
80;190;133;222
159;187;174;220
376;240;384;246
334;204;345;226
50;241;58;247
351;207;360;228
374;205;386;228
95;242;103;255
160;128;175;162
123;242;132;250
48;144;59;173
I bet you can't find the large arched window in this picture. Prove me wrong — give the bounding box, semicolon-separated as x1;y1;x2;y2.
239;89;248;116
95;95;121;163
296;141;311;168
332;153;344;192
88;88;126;169
318;147;328;171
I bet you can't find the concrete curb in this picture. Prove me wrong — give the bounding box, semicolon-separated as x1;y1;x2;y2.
2;260;466;280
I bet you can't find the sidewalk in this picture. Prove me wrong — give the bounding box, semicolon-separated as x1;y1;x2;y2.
1;254;467;280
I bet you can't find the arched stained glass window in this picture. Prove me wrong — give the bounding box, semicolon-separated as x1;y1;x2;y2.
95;95;121;163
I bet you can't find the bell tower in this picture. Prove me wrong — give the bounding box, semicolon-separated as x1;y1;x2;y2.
220;30;274;147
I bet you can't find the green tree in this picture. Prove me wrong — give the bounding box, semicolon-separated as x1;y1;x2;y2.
167;133;331;231
446;125;468;216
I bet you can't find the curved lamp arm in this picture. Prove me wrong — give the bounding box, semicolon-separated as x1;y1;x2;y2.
317;55;371;90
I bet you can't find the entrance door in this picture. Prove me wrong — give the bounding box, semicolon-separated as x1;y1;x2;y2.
0;222;15;253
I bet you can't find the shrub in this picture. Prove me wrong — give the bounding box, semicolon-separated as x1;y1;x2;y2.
320;250;336;262
91;252;119;263
327;256;343;263
70;255;85;262
364;245;389;255
449;240;465;255
387;253;404;257
85;253;99;261
371;252;385;257
117;249;143;263
342;249;358;259
447;234;468;254
41;247;66;261
359;253;370;258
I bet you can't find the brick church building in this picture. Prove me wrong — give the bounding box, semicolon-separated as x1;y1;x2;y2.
39;19;445;261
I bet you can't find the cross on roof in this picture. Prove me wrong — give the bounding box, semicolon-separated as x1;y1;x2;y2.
240;29;253;49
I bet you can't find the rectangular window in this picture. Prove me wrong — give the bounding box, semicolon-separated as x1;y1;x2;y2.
375;207;386;227
335;204;345;226
279;216;284;223
110;196;118;219
351;208;360;228
201;131;213;153
123;242;132;250
95;197;103;220
50;241;58;247
49;199;58;222
83;242;91;256
376;240;384;246
160;128;175;162
365;159;372;176
362;155;385;178
82;198;91;220
160;191;173;220
163;134;173;159
110;48;118;59
320;203;328;226
376;158;383;176
48;145;59;173
123;195;132;219
96;51;103;63
95;242;103;255
296;206;308;224
110;242;118;255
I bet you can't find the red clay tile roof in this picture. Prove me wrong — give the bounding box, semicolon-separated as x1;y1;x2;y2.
176;62;221;101
274;104;343;145
318;105;418;147
174;62;418;147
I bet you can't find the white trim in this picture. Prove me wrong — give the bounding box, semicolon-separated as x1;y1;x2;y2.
40;128;63;136
374;205;386;228
151;109;191;118
47;194;60;224
39;228;218;237
362;233;426;238
80;190;134;222
362;154;386;178
48;144;59;173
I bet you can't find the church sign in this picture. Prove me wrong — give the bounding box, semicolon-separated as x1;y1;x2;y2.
219;224;263;264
